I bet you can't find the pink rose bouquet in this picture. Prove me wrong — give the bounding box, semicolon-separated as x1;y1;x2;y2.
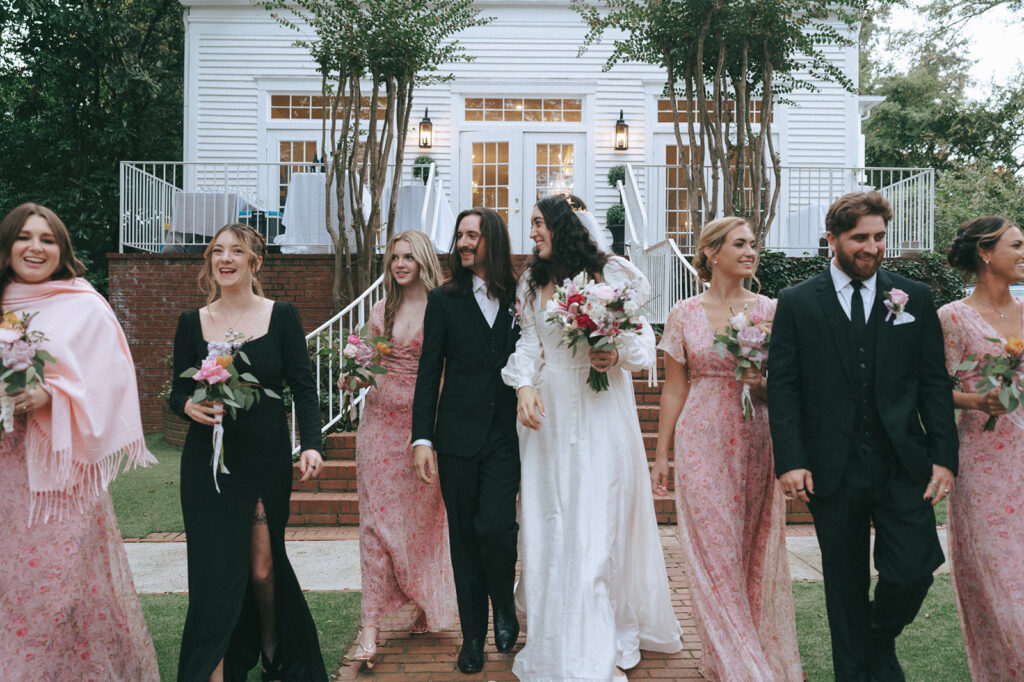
0;311;56;435
339;324;391;393
545;271;644;392
711;306;771;420
956;335;1024;431
179;331;280;491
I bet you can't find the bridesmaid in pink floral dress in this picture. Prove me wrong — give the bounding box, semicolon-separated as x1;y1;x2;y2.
652;217;802;681
0;203;158;680
939;216;1024;681
342;230;456;665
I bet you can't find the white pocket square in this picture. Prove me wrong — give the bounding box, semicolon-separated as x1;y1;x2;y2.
893;311;916;326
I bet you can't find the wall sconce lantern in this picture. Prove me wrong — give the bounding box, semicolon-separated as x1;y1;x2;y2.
614;109;629;150
418;108;433;148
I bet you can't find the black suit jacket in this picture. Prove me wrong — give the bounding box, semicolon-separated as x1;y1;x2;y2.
411;285;520;457
768;268;958;498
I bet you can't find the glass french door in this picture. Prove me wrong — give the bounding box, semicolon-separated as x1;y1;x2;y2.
460;131;587;253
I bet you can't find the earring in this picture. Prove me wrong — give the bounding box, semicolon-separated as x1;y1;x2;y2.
713;259;718;265
984;259;990;265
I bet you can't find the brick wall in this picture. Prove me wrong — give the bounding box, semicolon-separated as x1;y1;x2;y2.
108;253;342;431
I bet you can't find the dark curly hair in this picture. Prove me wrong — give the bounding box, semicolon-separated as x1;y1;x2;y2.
947;216;1020;275
526;194;609;302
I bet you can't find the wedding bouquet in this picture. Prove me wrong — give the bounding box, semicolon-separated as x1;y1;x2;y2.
711;307;770;420
956;336;1024;431
339;324;391;392
545;271;644;392
180;331;280;492
0;311;55;435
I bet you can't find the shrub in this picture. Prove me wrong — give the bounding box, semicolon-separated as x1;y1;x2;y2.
411;155;434;183
606;203;626;226
607;164;626;188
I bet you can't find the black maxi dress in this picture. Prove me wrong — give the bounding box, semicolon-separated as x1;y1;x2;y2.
171;301;328;682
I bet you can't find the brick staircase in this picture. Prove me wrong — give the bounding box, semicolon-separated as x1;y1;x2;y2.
288;360;812;527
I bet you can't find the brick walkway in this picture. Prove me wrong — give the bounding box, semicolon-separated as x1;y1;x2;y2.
333;528;704;681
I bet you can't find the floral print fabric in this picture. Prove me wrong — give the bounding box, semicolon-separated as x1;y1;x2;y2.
355;300;457;630
0;416;159;681
658;295;802;681
938;299;1024;681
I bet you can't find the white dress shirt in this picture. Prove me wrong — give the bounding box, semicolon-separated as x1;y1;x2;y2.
412;275;499;451
830;260;876;322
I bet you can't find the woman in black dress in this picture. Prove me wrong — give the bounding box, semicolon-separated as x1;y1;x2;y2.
171;223;326;682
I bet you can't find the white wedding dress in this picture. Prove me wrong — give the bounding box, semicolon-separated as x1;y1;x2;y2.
502;256;682;681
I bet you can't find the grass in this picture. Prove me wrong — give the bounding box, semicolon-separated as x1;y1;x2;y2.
140;592;360;681
793;574;969;681
109;433;185;537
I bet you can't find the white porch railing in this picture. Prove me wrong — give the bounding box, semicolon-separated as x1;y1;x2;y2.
625;164;934;256
119;161;451;253
291;274;386;454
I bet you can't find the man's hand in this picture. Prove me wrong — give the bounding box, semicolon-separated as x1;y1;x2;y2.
413;444;437;484
779;468;814;504
924;464;955;506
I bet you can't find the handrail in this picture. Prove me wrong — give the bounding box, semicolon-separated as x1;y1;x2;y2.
291;274;386;454
420;161;436;234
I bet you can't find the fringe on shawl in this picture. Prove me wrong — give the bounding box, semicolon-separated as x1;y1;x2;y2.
27;418;157;526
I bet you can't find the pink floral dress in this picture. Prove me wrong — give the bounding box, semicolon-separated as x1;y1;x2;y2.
938;299;1024;681
658;295;802;681
354;300;457;630
0;416;159;681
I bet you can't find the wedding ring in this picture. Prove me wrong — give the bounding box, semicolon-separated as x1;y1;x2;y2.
929;480;938;485
944;489;951;494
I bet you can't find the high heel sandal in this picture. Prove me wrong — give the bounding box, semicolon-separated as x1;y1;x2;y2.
342;627;378;669
409;609;429;635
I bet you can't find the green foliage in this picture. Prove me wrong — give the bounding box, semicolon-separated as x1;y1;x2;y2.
109;433;184;537
934;162;1024;255
0;0;184;291
412;154;434;183
307;329;359;432
756;251;965;308
607;164;626;189
606;203;625;226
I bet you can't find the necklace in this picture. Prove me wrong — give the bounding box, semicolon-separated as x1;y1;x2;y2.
216;296;260;337
973;294;1014;321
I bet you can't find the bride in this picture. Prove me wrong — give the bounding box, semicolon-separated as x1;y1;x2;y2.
502;194;682;680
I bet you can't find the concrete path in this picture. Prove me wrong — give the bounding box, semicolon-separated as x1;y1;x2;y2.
124;526;949;594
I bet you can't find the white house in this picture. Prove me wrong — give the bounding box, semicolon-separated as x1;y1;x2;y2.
121;0;931;283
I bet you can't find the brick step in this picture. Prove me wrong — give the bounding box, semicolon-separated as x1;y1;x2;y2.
292;460;357;492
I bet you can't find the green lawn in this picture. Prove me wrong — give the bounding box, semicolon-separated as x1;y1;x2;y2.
140;592;360;681
793;575;968;681
110;433;184;537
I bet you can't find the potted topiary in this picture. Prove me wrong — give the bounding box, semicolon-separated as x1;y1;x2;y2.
606;164;627;255
159;353;189;448
411;155;434;184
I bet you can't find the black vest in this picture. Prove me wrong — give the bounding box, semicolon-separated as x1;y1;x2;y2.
850;303;895;458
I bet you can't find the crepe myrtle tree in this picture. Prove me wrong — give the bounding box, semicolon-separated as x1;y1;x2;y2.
263;0;487;306
572;0;864;247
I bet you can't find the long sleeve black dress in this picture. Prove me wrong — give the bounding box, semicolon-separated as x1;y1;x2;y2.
171;301;327;682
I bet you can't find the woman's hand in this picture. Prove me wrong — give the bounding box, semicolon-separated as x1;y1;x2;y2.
517;385;545;431
975;388;1009;416
589;347;619;373
184;398;224;425
651;458;670;497
739;365;763;386
10;385;51;415
299;449;323;482
337;373;370;393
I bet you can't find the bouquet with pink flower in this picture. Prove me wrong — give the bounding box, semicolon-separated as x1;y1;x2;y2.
956;335;1024;431
545;271;644;392
711;306;771;420
179;330;280;491
0;310;55;435
339;323;391;393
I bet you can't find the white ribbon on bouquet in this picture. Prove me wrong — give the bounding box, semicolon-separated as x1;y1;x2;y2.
211;401;229;493
0;391;13;433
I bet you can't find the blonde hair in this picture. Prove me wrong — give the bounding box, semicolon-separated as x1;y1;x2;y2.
383;230;443;339
693;217;760;288
198;223;267;306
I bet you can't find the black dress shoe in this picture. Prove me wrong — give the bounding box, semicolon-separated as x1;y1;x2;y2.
457;638;484;674
493;609;520;653
870;628;906;682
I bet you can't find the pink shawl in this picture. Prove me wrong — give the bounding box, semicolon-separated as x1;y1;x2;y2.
4;278;156;523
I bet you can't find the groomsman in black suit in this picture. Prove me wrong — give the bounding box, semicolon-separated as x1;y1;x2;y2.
768;191;958;681
411;207;521;674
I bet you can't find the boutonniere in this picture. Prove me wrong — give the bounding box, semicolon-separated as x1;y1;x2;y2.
509;301;522;330
884;288;916;325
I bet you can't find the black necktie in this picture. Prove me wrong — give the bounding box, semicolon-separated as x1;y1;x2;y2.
850;280;865;331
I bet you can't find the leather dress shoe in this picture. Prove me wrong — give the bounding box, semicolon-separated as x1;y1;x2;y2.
457;637;484;674
493;609;520;653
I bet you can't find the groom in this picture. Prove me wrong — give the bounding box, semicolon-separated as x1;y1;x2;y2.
411;207;521;674
768;191;958;681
